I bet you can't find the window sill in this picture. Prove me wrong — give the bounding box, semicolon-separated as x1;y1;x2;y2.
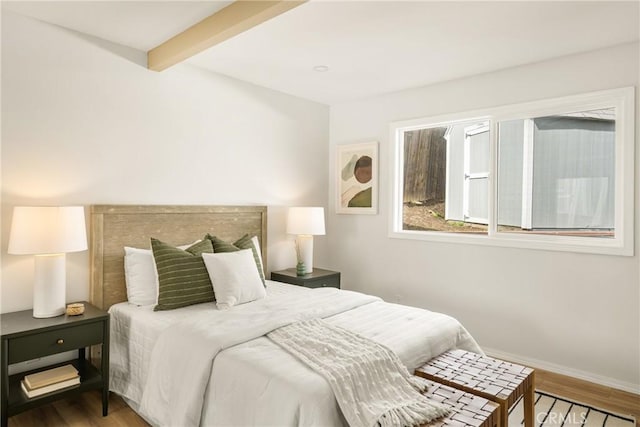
388;229;633;256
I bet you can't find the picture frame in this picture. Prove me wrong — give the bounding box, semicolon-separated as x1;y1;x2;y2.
336;141;378;214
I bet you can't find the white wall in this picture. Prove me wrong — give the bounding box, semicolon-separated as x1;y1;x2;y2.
3;8;638;394
329;42;640;392
1;10;330;313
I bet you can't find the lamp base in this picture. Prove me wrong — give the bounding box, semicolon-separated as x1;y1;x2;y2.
33;254;66;318
296;235;314;274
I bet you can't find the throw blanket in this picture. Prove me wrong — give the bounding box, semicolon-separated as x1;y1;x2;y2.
268;319;450;427
138;288;380;427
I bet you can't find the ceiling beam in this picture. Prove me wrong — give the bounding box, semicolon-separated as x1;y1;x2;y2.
147;0;306;72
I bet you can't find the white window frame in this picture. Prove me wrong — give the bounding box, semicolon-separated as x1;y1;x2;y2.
521;119;535;230
389;87;635;256
463;122;490;225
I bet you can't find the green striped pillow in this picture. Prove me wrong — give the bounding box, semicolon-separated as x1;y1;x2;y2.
206;234;265;285
151;238;215;311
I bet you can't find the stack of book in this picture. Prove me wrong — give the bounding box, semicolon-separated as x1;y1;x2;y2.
21;364;80;398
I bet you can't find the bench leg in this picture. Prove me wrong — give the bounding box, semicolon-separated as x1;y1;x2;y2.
499;403;508;427
523;371;536;427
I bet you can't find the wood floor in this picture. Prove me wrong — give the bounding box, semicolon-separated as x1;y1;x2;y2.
535;369;639;424
7;390;149;427
7;369;639;426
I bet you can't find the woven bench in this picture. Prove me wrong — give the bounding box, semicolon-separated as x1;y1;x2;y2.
420;379;500;427
415;350;535;427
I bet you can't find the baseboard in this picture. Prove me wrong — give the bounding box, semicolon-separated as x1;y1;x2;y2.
482;347;640;395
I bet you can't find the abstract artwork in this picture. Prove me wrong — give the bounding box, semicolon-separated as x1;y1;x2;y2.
336;141;378;214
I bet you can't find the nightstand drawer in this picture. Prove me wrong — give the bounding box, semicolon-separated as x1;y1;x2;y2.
8;321;103;364
302;278;340;289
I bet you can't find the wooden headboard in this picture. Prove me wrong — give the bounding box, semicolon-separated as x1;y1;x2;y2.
89;205;267;310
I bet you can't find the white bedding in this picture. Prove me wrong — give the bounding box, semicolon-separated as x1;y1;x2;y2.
109;281;481;426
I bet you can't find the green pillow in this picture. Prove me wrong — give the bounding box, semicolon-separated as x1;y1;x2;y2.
151;238;215;311
206;234;265;285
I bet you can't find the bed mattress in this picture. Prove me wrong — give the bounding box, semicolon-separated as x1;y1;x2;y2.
109;281;481;426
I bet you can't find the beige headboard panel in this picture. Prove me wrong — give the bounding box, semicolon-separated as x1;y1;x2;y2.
90;205;267;310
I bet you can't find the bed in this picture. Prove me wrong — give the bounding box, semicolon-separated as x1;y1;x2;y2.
89;204;481;427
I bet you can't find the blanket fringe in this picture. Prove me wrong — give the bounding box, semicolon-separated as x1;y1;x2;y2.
407;374;431;392
377;398;451;427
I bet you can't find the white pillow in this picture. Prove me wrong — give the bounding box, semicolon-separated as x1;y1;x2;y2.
124;247;157;306
202;249;266;310
124;242;195;306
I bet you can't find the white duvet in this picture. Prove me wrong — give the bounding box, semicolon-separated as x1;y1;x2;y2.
109;281;481;427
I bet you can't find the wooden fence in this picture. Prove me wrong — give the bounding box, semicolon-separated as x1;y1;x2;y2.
403;127;447;203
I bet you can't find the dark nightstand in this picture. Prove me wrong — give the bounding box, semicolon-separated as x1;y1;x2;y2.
0;301;109;427
271;268;341;289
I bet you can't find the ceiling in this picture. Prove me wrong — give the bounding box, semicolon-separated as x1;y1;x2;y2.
2;1;233;51
3;1;639;105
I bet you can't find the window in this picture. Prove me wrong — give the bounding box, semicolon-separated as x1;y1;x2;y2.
497;110;615;237
390;87;634;256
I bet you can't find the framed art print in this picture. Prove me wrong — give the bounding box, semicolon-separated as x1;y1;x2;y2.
336;141;378;214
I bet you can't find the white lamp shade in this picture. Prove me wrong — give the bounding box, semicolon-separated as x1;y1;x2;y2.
8;206;87;255
287;207;325;236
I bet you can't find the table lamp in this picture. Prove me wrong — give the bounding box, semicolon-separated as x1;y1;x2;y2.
8;206;87;318
286;207;325;274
